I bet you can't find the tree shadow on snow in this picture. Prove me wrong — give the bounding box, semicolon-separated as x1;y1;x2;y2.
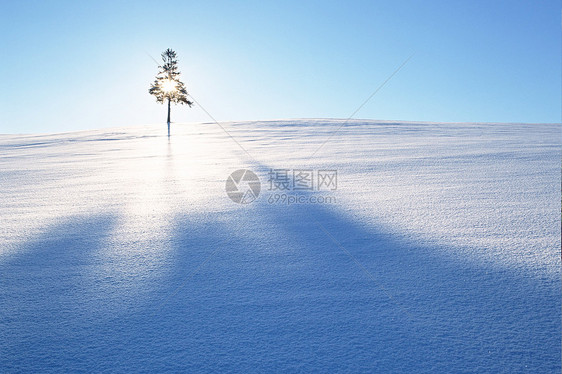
133;190;561;373
1;194;559;372
0;213;118;372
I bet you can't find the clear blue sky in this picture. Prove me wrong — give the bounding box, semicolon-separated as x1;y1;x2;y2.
1;0;560;133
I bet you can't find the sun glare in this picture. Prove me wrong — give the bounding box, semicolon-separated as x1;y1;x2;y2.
161;79;177;93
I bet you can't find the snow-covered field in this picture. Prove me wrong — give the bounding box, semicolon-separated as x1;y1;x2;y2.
0;119;560;372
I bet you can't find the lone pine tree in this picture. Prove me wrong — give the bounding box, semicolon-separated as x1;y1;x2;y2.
149;49;193;136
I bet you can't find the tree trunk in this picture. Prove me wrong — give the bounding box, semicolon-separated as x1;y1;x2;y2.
167;98;171;137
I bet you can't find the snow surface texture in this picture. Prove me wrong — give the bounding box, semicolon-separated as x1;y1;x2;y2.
0;120;560;372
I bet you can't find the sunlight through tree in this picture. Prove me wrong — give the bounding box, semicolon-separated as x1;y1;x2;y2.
149;49;193;136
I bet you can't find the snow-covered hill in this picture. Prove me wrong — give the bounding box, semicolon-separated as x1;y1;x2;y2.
1;119;560;372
